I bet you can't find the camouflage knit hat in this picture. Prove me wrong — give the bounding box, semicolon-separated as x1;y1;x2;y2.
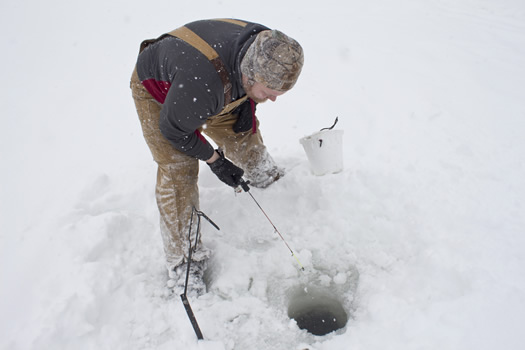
240;30;304;91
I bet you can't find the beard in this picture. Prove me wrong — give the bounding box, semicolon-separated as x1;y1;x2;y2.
242;79;268;104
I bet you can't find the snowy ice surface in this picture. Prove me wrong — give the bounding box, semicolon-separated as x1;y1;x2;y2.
2;0;525;349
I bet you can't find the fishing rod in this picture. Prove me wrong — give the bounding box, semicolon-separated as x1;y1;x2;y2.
238;179;305;271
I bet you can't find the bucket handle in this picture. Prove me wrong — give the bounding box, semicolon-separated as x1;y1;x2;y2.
320;117;339;131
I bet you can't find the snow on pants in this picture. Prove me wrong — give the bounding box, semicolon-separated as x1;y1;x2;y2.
130;67;277;269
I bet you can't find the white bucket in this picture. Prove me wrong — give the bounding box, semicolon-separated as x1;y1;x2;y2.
300;129;344;176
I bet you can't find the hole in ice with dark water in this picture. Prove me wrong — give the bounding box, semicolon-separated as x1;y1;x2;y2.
288;286;348;336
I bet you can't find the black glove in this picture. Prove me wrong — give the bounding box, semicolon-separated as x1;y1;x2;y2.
232;99;256;133
208;151;244;187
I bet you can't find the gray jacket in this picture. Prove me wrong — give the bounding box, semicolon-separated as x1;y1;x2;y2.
136;19;269;160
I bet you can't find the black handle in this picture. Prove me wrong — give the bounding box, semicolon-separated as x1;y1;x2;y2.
239;179;251;192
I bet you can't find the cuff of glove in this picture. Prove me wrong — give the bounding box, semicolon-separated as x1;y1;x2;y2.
207;155;226;171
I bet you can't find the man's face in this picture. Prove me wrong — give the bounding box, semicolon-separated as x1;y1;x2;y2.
243;78;286;103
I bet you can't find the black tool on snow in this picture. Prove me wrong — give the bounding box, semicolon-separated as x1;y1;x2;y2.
238;179;305;271
180;206;220;340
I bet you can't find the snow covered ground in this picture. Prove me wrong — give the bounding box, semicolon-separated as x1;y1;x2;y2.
2;0;525;349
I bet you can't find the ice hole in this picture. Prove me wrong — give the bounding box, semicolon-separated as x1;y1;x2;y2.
288;286;348;336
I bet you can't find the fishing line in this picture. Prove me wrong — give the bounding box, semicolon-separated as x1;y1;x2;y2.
239;180;305;271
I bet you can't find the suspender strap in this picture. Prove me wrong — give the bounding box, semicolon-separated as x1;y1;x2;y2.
168;26;232;103
213;18;248;27
168;27;218;60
